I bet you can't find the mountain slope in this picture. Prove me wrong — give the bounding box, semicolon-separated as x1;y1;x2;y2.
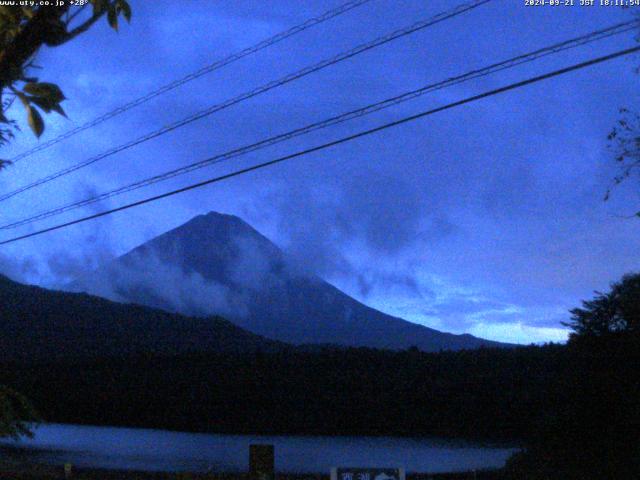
70;212;506;351
0;274;280;361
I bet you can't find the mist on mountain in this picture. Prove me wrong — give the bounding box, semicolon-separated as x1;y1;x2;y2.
68;212;506;351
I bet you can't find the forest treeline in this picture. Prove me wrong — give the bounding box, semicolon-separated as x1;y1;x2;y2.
0;344;565;441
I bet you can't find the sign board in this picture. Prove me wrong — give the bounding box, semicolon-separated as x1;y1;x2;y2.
331;467;406;480
249;444;274;480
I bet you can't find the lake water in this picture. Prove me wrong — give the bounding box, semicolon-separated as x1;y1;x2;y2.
0;423;518;474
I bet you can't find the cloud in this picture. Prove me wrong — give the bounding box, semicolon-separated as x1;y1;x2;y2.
0;253;39;283
255;164;462;287
68;247;249;320
63;214;317;321
227;231;288;292
356;269;426;299
45;186;117;288
468;322;570;345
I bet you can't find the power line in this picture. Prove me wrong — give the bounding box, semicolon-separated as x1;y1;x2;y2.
2;45;637;247
2;19;637;231
0;0;492;203
8;0;374;163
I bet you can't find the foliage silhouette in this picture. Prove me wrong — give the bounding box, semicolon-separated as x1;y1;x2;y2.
505;273;640;479
0;0;131;161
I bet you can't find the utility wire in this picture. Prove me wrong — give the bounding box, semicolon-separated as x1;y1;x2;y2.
0;0;492;203
2;19;637;231
1;45;637;246
8;0;374;163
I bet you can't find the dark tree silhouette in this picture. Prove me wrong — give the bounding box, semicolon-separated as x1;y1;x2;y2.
563;272;640;338
505;272;640;479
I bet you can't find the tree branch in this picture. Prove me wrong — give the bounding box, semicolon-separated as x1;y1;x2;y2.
61;8;109;44
66;4;88;25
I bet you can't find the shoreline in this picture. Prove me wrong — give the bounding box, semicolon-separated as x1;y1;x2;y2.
0;460;505;480
5;421;522;450
1;423;515;479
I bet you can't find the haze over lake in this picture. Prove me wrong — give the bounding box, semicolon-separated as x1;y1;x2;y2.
1;424;517;474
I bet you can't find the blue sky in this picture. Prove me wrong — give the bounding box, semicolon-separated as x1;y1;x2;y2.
0;0;639;344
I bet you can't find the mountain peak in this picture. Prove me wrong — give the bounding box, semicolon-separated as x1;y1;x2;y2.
70;212;507;352
198;211;245;224
170;211;249;233
157;211;266;246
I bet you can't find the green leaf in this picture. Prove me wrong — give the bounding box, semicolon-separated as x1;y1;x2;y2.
21;6;35;19
51;103;67;118
29;96;66;117
107;6;118;31
14;90;29;107
27;106;44;138
23;82;65;103
91;0;108;15
118;0;131;22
